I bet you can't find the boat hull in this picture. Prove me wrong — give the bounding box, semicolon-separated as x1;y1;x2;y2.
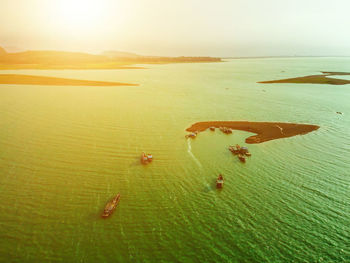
101;193;121;218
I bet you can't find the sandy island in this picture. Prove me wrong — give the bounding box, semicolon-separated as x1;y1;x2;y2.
258;71;350;85
0;74;137;86
186;121;320;144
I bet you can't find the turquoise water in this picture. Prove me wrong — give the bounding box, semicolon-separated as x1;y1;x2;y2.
0;58;349;262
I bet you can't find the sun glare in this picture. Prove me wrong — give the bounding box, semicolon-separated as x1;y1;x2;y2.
56;0;104;30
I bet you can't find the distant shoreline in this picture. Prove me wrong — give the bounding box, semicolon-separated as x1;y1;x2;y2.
186;121;320;144
0;47;222;70
258;72;350;85
0;74;138;86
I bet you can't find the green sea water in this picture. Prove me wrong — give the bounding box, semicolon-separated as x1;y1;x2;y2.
0;58;349;262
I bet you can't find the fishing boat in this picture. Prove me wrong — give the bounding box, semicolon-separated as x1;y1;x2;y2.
141;152;148;164
216;175;224;188
229;146;240;154
185;132;197;139
219;127;232;134
238;154;246;163
141;152;153;164
101;193;121;218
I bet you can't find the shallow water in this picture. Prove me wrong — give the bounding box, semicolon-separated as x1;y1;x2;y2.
0;58;349;262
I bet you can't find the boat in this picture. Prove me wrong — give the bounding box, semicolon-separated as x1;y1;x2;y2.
141;152;153;164
185;132;197;139
229;145;251;156
229;145;240;155
102;193;121;218
216;175;224;188
219;127;232;134
209;127;215;131
238;154;246;163
147;154;153;162
141;152;148;164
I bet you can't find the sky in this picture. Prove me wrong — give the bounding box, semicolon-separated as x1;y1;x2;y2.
1;0;350;57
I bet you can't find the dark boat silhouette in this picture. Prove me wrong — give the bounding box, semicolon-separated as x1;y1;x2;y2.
102;193;121;218
216;174;224;188
238;154;246;163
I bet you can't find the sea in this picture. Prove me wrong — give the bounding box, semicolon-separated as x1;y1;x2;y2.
0;58;349;262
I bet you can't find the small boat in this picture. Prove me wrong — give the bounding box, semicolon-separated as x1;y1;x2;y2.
185;132;197;139
141;152;153;164
102;193;121;218
216;175;224;188
219;127;232;134
238;154;246;163
229;146;240;155
141;152;149;164
209;127;215;131
240;146;251;156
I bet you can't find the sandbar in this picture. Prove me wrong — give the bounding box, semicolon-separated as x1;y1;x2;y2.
258;72;350;85
0;74;137;86
186;121;319;144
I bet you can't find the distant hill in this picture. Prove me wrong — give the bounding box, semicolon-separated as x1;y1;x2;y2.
0;46;7;55
0;50;107;65
0;47;221;69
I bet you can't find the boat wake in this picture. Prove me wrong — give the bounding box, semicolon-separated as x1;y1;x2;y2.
187;139;202;169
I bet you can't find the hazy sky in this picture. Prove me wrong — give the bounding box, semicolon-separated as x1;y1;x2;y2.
1;0;350;56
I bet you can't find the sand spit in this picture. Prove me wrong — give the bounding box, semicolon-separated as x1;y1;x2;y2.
186;121;320;144
0;74;138;86
258;72;350;85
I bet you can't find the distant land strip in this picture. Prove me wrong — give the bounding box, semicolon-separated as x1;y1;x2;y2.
0;74;138;86
0;47;222;70
258;71;350;85
186;121;320;144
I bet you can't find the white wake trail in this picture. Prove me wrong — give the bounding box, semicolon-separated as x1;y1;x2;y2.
187;138;202;168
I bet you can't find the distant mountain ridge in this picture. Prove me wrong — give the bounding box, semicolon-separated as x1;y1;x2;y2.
0;46;221;69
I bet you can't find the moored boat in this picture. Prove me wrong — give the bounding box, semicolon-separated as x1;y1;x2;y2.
102;193;121;218
216;174;224;188
229;145;240;154
238;154;246;163
219;127;233;134
229;145;251;156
